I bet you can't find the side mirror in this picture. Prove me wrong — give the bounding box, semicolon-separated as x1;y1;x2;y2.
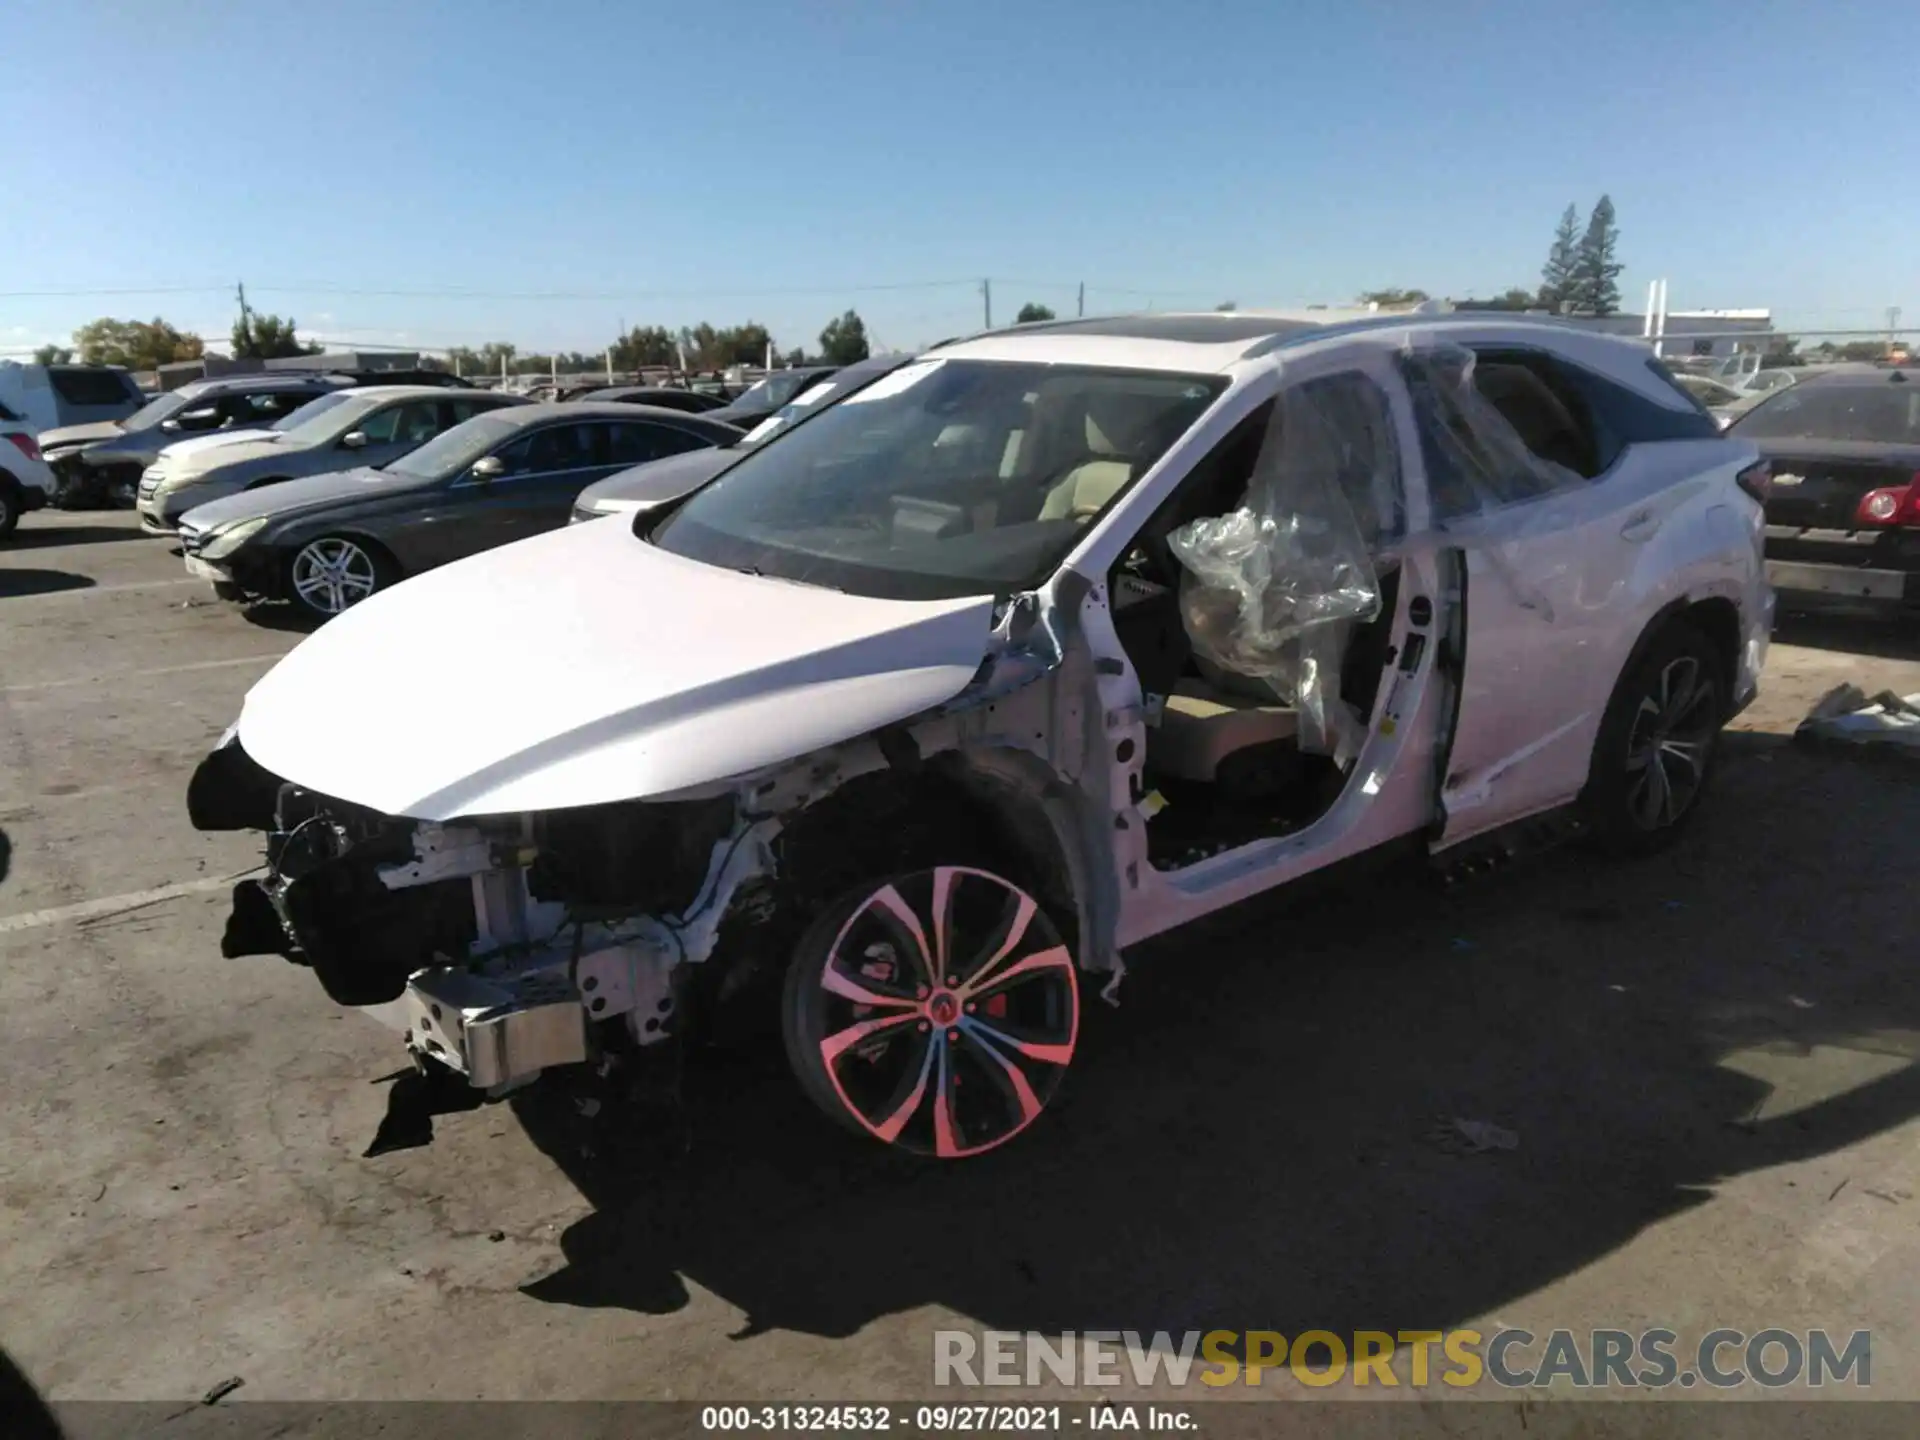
469;455;506;483
340;431;368;450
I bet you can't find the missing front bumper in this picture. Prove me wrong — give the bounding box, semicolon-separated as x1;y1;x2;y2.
402;962;588;1090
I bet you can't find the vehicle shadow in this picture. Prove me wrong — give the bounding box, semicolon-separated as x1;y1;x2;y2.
0;827;11;886
1774;608;1920;664
512;732;1920;1344
2;525;149;551
0;570;95;599
240;603;322;636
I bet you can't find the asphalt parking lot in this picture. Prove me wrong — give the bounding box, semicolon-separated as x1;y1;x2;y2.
5;509;1920;1407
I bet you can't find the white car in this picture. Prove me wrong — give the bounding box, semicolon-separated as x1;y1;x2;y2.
0;404;56;538
188;312;1772;1160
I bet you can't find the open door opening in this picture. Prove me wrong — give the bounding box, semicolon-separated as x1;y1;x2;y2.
1105;370;1408;871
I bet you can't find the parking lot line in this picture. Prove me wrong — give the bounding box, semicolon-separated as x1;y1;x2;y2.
1;653;288;695
0;870;262;936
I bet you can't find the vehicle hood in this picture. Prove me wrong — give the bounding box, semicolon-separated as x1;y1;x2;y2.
575;447;736;510
167;435;292;478
235;518;999;820
38;420;124;450
156;429;278;465
179;467;404;530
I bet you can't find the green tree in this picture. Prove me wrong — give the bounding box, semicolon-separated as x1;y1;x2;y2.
781;347;807;367
31;344;74;364
72;317;205;370
611;325;676;370
1538;203;1582;311
1015;302;1055;323
450;342;519;377
1357;288;1429;308
718;322;774;366
1761;334;1801;366
818;309;870;365
1568;194;1623;317
231;311;319;359
1456;288;1541;312
1215;301;1237;311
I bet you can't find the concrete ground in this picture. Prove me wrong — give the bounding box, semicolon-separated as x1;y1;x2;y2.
3;510;1920;1410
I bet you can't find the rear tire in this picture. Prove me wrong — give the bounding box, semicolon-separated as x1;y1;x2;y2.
1582;621;1725;857
0;481;20;539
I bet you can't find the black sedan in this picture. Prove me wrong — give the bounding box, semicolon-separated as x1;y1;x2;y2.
1730;366;1920;613
702;366;840;429
174;403;740;619
561;384;733;413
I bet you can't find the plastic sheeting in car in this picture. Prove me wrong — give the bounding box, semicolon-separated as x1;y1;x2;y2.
1397;341;1588;516
1166;374;1389;762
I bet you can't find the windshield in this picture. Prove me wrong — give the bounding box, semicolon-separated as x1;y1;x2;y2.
1732;384;1920;444
122;389;195;429
729;371;819;412
736;374;853;446
649;358;1227;601
384;411;525;480
270;390;358;435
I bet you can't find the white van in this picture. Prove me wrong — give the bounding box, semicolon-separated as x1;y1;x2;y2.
0;361;145;434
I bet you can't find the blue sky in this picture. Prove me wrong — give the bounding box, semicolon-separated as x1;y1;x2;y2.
3;0;1914;360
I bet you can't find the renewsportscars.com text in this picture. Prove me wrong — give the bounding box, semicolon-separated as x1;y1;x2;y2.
933;1328;1872;1390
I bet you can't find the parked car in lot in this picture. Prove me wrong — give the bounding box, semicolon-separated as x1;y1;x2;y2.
41;374;353;508
138;386;527;534
1675;371;1795;430
570;351;918;522
701;365;840;429
1730;366;1920;612
0;402;56;539
187;311;1771;1163
175;402;740;618
562;384;734;414
0;361;144;434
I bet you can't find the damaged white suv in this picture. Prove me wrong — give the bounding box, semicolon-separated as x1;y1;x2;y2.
189;312;1773;1159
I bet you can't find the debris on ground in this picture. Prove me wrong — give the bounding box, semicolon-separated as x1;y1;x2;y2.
202;1376;245;1406
1429;1117;1520;1154
1795;686;1920;757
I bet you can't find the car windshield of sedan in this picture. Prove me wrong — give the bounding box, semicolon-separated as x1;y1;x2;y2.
729;371;819;412
648;358;1227;601
1733;385;1920;444
383;412;526;481
122;389;197;429
269;390;359;437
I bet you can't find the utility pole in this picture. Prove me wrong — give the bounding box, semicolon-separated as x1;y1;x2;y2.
1888;306;1902;351
982;278;992;330
1077;282;1085;318
235;280;252;352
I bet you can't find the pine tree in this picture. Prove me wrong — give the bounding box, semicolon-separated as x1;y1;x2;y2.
1538;204;1581;312
1569;194;1623;317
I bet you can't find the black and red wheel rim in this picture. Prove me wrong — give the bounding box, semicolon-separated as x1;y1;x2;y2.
799;866;1079;1158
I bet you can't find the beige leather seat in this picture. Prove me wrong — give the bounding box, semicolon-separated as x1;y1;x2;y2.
1038;459;1132;521
1152;677;1299;783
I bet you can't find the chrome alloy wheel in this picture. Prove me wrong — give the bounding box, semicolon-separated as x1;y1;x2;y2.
787;866;1080;1158
290;537;380;615
1623;654;1718;831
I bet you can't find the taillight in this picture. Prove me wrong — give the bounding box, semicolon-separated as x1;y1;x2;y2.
1854;472;1920;528
4;432;41;463
1735;459;1771;503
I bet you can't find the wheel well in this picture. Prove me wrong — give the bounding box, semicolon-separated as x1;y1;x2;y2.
773;756;1081;955
289;531;402;578
1681;596;1742;705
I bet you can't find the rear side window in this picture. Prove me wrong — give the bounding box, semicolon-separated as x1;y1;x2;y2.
606;421;709;466
48;368;135;406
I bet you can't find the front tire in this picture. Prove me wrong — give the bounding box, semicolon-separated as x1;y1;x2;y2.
286;535;394;619
1582;621;1725;857
782;865;1080;1158
0;481;19;539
